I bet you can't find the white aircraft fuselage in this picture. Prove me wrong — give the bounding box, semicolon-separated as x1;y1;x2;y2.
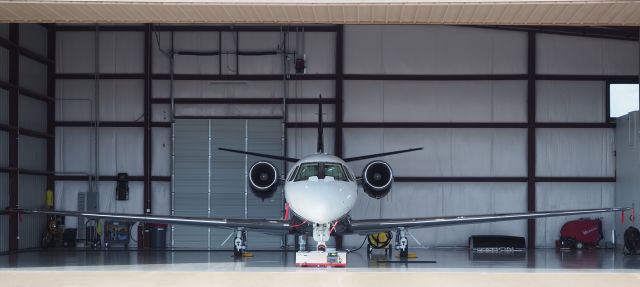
284;154;358;226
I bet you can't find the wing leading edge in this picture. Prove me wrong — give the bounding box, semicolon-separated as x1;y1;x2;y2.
12;209;291;232
349;207;630;233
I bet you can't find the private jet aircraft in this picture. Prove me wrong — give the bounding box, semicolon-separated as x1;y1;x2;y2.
9;97;630;258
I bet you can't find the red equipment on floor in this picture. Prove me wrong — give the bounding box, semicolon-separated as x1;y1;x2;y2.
558;218;603;249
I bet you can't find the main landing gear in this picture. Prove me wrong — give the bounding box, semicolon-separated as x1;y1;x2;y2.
395;228;409;258
233;228;247;257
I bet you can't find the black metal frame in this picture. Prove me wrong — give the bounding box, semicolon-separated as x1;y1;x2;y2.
527;32;537;249
8;24;19;253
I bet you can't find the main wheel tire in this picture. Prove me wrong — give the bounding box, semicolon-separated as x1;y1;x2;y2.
233;244;244;257
400;247;409;258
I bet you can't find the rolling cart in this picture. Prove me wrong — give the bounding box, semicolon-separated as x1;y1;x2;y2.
104;221;131;249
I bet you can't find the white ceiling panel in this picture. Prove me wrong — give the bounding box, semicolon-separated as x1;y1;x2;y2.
0;1;639;25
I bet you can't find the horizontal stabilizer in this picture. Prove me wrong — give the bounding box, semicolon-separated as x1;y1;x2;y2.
343;147;423;162
218;148;299;163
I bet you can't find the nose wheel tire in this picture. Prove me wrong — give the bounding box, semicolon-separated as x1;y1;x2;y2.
317;243;327;252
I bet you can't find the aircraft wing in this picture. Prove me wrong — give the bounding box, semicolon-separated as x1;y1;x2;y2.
12;209;292;232
349;207;630;233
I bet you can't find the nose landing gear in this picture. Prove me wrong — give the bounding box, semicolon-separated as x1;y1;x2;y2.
295;223;347;267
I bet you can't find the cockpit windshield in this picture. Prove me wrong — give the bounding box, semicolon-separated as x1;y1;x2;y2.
324;163;347;181
293;162;350;182
294;163;319;181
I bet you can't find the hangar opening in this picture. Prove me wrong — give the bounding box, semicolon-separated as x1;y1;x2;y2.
0;1;639;286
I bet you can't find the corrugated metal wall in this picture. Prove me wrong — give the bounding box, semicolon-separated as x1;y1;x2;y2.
19;56;48;96
340;25;636;248
0;24;8;40
0;131;8;167
19;95;48;132
18;136;47;171
18;175;47;249
173;119;283;249
173;120;209;248
7;24;50;251
19;24;47;57
0;89;9;124
0;47;8;82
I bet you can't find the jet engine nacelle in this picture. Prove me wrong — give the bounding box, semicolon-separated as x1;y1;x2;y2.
249;161;279;199
361;161;393;199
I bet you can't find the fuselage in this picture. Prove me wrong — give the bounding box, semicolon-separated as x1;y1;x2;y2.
284;154;358;224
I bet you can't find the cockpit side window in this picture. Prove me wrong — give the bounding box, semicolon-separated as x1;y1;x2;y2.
342;165;355;181
294;163;319;181
287;166;299;182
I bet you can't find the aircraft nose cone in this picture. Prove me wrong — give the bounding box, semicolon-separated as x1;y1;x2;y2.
286;182;354;224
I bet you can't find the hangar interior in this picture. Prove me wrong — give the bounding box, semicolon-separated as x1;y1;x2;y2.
0;21;639;271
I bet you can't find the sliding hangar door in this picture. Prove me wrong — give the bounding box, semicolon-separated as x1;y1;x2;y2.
173;119;283;249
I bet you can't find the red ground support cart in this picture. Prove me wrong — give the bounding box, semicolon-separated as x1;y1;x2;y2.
558;218;603;249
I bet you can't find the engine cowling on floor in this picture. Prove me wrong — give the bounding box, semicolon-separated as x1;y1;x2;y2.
249;161;279;199
361;160;393;199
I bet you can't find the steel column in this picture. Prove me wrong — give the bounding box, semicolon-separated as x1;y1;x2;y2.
8;24;19;253
47;25;55;201
144;24;152;214
527;32;537;250
334;25;344;158
333;25;345;250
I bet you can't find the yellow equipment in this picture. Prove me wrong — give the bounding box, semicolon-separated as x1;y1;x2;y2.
368;231;392;248
45;189;54;209
367;231;393;254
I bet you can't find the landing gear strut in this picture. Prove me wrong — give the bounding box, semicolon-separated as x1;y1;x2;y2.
395;228;409;258
313;223;330;251
233;228;247;257
296;223;347;267
298;235;307;252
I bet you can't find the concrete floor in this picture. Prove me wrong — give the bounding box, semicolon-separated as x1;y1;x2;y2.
1;248;640;287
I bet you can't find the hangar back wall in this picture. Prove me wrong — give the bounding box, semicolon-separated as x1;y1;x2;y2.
1;24;637;252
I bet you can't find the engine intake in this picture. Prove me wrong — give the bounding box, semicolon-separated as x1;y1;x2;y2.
361;161;393;199
249;161;279;199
